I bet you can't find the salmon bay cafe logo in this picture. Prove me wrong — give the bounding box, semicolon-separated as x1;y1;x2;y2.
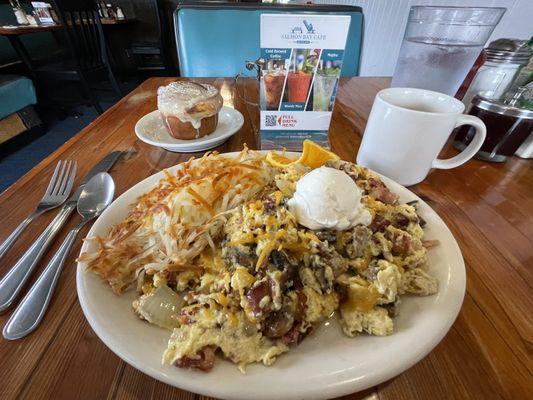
282;19;326;44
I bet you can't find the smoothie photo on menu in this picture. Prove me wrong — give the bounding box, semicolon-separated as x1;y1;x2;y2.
313;60;340;111
287;49;319;104
262;59;287;110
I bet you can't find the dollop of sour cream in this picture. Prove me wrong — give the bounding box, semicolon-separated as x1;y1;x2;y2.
287;166;372;231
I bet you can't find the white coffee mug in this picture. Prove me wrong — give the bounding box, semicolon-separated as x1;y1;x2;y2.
356;88;486;186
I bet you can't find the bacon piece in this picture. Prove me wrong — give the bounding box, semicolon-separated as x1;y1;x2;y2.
391;233;411;256
369;214;391;233
246;280;271;318
281;323;301;345
393;213;410;229
294;289;307;321
263;197;277;214
367;178;399;205
264;308;294;338
175;346;215;372
325;160;359;182
281;321;313;346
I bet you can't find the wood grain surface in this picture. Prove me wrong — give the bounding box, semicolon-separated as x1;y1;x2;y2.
0;19;135;36
0;24;62;36
0;77;531;400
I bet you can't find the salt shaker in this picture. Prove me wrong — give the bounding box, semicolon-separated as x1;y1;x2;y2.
462;39;532;107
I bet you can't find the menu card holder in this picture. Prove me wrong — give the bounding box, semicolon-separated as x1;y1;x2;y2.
259;14;350;150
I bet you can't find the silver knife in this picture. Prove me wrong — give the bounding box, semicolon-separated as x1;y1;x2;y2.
0;151;122;312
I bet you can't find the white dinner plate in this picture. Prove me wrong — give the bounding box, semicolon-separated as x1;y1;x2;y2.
76;152;466;400
135;107;244;153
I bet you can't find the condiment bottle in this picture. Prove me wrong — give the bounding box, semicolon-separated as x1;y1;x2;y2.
462;39;532;107
46;3;59;24
456;51;486;100
454;94;533;162
502;40;533;107
116;6;125;20
10;0;29;25
106;3;116;20
99;1;108;18
26;14;37;26
511;38;533;78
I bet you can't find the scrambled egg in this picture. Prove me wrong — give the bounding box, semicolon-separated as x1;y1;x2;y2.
85;151;438;372
163;308;289;373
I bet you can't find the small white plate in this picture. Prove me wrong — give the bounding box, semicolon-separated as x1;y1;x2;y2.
77;152;466;400
135;107;244;153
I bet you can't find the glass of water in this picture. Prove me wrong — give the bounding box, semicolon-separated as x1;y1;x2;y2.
391;6;506;96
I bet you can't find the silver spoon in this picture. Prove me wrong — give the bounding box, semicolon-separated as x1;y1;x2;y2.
3;172;115;340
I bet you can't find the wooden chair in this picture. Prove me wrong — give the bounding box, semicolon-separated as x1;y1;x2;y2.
130;0;173;77
35;0;122;114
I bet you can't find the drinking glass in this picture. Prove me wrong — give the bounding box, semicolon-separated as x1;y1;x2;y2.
313;74;337;111
235;73;260;138
263;70;286;110
287;71;312;103
391;6;506;96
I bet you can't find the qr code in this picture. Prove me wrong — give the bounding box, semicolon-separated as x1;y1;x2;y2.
265;115;277;127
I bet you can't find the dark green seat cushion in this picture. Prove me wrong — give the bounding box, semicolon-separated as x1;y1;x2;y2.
0;75;36;119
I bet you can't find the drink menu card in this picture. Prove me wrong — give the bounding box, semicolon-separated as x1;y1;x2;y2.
260;14;351;150
31;2;55;25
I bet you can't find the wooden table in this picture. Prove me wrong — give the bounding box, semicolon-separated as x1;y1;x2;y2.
0;25;62;36
0;77;531;400
0;19;136;71
100;18;137;25
0;19;136;35
0;25;61;71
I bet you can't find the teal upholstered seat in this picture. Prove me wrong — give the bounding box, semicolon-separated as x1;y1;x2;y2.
0;75;37;120
174;2;363;78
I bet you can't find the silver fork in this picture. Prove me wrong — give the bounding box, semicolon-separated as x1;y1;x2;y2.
0;160;77;261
